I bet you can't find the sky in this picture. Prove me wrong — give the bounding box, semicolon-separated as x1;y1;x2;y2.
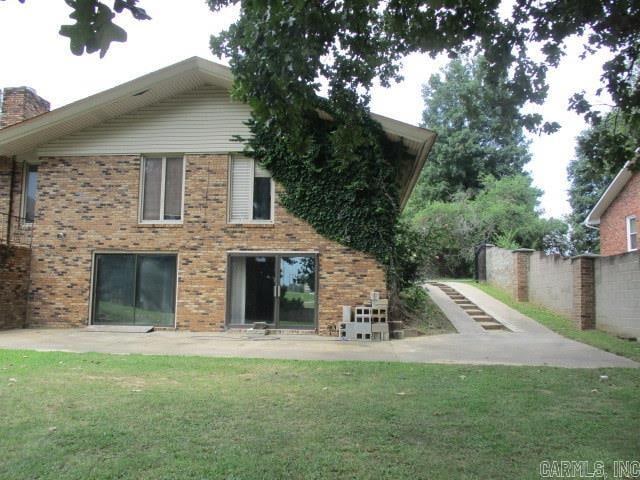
0;1;612;218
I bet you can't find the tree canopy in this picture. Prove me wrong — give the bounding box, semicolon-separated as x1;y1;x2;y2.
411;174;567;277
407;56;532;209
566;111;638;253
6;0;639;134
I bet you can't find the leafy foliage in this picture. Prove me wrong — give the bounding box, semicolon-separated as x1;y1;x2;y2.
407;57;532;209
1;0;150;57
567;111;639;253
10;0;638;134
248;107;404;272
411;175;568;277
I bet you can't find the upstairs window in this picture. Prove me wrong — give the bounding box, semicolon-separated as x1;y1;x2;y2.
627;216;637;252
22;163;38;224
229;156;273;223
140;156;185;223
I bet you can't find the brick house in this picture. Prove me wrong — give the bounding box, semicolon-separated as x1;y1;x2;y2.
0;57;436;333
586;159;639;256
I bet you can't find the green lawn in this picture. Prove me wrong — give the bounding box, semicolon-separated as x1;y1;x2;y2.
468;281;640;362
1;350;638;479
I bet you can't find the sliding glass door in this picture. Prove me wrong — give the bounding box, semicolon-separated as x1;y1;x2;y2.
228;253;317;329
93;253;177;326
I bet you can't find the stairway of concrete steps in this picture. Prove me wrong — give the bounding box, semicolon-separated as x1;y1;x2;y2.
427;282;509;331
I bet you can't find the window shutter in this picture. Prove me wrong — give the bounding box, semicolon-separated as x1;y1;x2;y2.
230;157;253;222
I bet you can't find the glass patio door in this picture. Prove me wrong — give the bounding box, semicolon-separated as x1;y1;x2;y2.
228;254;317;328
93;253;177;326
278;256;316;328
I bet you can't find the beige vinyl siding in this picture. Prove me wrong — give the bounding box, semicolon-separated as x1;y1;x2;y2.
38;85;252;156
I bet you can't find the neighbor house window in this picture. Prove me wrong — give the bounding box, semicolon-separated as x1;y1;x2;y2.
140;156;185;223
228;156;273;223
22;163;38;224
627;216;638;251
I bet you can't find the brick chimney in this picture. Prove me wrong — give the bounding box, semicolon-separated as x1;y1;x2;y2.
0;87;50;129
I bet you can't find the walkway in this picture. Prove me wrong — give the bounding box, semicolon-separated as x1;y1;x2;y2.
0;282;635;368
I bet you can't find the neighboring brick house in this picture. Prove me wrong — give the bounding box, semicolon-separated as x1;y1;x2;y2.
586;159;640;256
0;57;436;333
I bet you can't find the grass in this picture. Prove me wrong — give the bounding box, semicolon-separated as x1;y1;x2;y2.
468;281;640;362
1;350;638;479
415;294;457;335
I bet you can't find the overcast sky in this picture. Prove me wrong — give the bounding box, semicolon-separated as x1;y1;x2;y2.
0;1;612;218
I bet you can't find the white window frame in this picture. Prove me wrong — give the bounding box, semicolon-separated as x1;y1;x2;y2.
227;156;275;225
627;215;638;252
139;155;186;225
20;162;38;225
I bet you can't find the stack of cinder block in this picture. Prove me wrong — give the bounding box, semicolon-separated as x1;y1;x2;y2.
339;297;389;341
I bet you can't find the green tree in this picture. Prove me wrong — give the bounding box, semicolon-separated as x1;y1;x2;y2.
407;57;531;211
412;175;567;277
567;112;638;253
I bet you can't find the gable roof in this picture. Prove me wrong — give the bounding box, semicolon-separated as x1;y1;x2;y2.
585;158;637;226
0;56;436;209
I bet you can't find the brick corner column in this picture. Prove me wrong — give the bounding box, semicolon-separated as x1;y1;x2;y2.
571;254;598;330
512;248;534;302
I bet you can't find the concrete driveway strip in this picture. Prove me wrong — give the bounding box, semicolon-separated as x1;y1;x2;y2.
0;282;636;368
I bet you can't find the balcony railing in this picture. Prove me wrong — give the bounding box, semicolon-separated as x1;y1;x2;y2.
0;212;33;248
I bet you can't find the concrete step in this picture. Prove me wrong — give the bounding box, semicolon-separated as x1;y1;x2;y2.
85;325;154;333
388;321;404;332
458;303;477;309
479;323;507;331
470;315;494;322
465;309;486;316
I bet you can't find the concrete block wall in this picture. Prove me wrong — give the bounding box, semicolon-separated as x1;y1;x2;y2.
484;245;640;337
595;251;640;338
485;246;514;293
528;252;573;318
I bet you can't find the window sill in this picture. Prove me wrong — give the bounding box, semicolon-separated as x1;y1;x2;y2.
137;223;184;228
227;222;275;228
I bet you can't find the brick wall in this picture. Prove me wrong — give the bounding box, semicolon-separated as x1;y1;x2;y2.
0;245;30;329
600;170;640;256
1;87;50;129
0;157;11;217
27;154;387;333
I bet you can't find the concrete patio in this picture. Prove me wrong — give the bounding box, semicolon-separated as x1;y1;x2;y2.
0;282;635;368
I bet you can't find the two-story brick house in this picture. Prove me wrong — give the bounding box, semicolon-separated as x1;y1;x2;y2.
586;158;639;256
0;57;436;333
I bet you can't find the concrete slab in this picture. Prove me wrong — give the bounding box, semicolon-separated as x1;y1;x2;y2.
0;282;635;369
0;324;635;369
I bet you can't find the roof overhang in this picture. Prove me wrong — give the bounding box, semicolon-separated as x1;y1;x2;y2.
585;159;636;226
0;56;436;210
